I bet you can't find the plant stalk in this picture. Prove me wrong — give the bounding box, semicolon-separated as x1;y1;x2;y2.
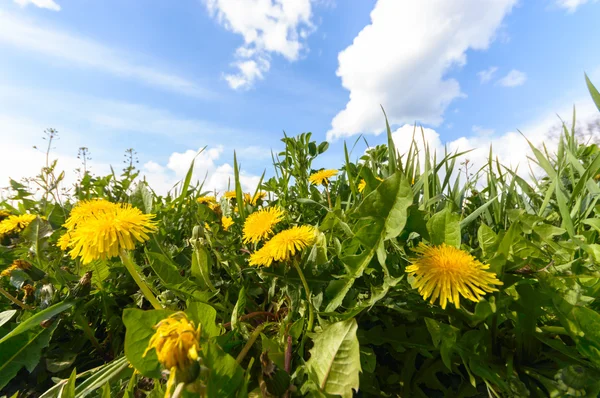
0;286;33;310
293;260;314;355
236;323;266;364
119;249;162;310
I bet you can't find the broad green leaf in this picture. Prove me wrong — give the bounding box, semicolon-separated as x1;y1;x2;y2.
186;301;221;338
0;322;57;390
0;300;75;344
306;318;361;398
123;308;173;378
190;242;215;291
203;340;245;397
477;224;497;258
427;208;461;247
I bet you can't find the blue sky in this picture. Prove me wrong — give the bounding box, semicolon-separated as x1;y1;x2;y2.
1;0;599;194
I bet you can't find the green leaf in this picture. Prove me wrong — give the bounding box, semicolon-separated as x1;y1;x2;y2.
203;340;245;397
59;368;77;398
123;308;173;378
190;242;215;291
460;195;499;229
186;301;221;338
585;73;600;112
231;286;246;331
0;321;57;390
477;224;497;258
0;310;17;327
74;356;130;397
427;208;461;247
306;318;361;398
0;300;75;344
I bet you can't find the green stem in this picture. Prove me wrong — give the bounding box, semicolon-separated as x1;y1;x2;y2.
539;326;569;335
236;323;266;364
293;261;314;354
0;286;32;310
119;249;162;310
74;312;103;355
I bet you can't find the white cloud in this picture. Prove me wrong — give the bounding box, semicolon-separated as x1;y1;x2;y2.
555;0;597;13
478;66;498;84
498;69;527;87
389;97;599;184
326;0;517;141
204;0;314;89
13;0;60;11
0;12;211;98
141;146;261;195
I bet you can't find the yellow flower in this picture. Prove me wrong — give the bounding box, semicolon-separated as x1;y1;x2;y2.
197;196;217;205
1;259;31;278
405;243;503;309
222;216;234;231
244;192;266;206
0;213;37;237
61;201;157;264
358;179;366;193
249;225;316;267
224;191;237;199
57;232;71;251
0;210;10;220
63;200;118;231
145;312;200;370
242;207;284;244
309;169;338;186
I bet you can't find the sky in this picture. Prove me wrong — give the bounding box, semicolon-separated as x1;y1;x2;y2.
1;0;599;196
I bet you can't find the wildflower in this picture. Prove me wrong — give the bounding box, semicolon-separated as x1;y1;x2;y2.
244;192;266;206
22;284;35;301
1;259;31;278
0;210;10;220
249;225;316;267
63;200;118;232
358;179;366;193
309;169;338;186
0;214;37;237
60;201;157;264
197;196;217;205
57;232;71;251
145;312;201;392
224;191;237;199
222;216;234;231
405;243;503;309
243;207;284;244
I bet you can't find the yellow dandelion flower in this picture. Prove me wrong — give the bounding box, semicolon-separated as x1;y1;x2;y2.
0;210;10;220
0;213;37;237
204;222;211;230
358;179;366;193
244;192;266;206
405;243;503;310
309;169;338;186
197;196;217;205
64;202;157;264
224;191;237;199
242;207;284;244
222;216;234;231
145;312;201;370
249;225;316;267
63;200;118;231
57;232;72;251
1;259;31;278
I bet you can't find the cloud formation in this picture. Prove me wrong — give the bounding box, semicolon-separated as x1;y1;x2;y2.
0;12;211;98
478;67;498;84
204;0;314;89
555;0;597;13
13;0;60;11
327;0;517;141
498;69;527;87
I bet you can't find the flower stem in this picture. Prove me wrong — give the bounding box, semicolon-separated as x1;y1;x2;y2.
0;286;32;310
293;260;314;354
236;323;266;364
325;184;332;209
119;249;162;310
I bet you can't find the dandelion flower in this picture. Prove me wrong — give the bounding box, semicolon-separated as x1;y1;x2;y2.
244;191;266;206
197;196;217;205
1;259;31;278
0;214;37;237
358;179;366;193
224;191;237;199
63;200;118;232
62;202;157;264
249;225;316;267
0;210;10;220
309;169;338;186
222;216;234;231
57;232;71;251
243;207;284;244
405;243;503;309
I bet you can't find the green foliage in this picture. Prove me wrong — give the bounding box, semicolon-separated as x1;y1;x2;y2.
0;76;600;397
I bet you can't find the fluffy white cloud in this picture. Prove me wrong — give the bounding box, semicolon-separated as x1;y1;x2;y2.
326;0;517;141
204;0;314;89
555;0;598;13
498;69;527;87
478;67;498;84
389;97;599;185
13;0;60;11
141;146;261;195
0;12;211;98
